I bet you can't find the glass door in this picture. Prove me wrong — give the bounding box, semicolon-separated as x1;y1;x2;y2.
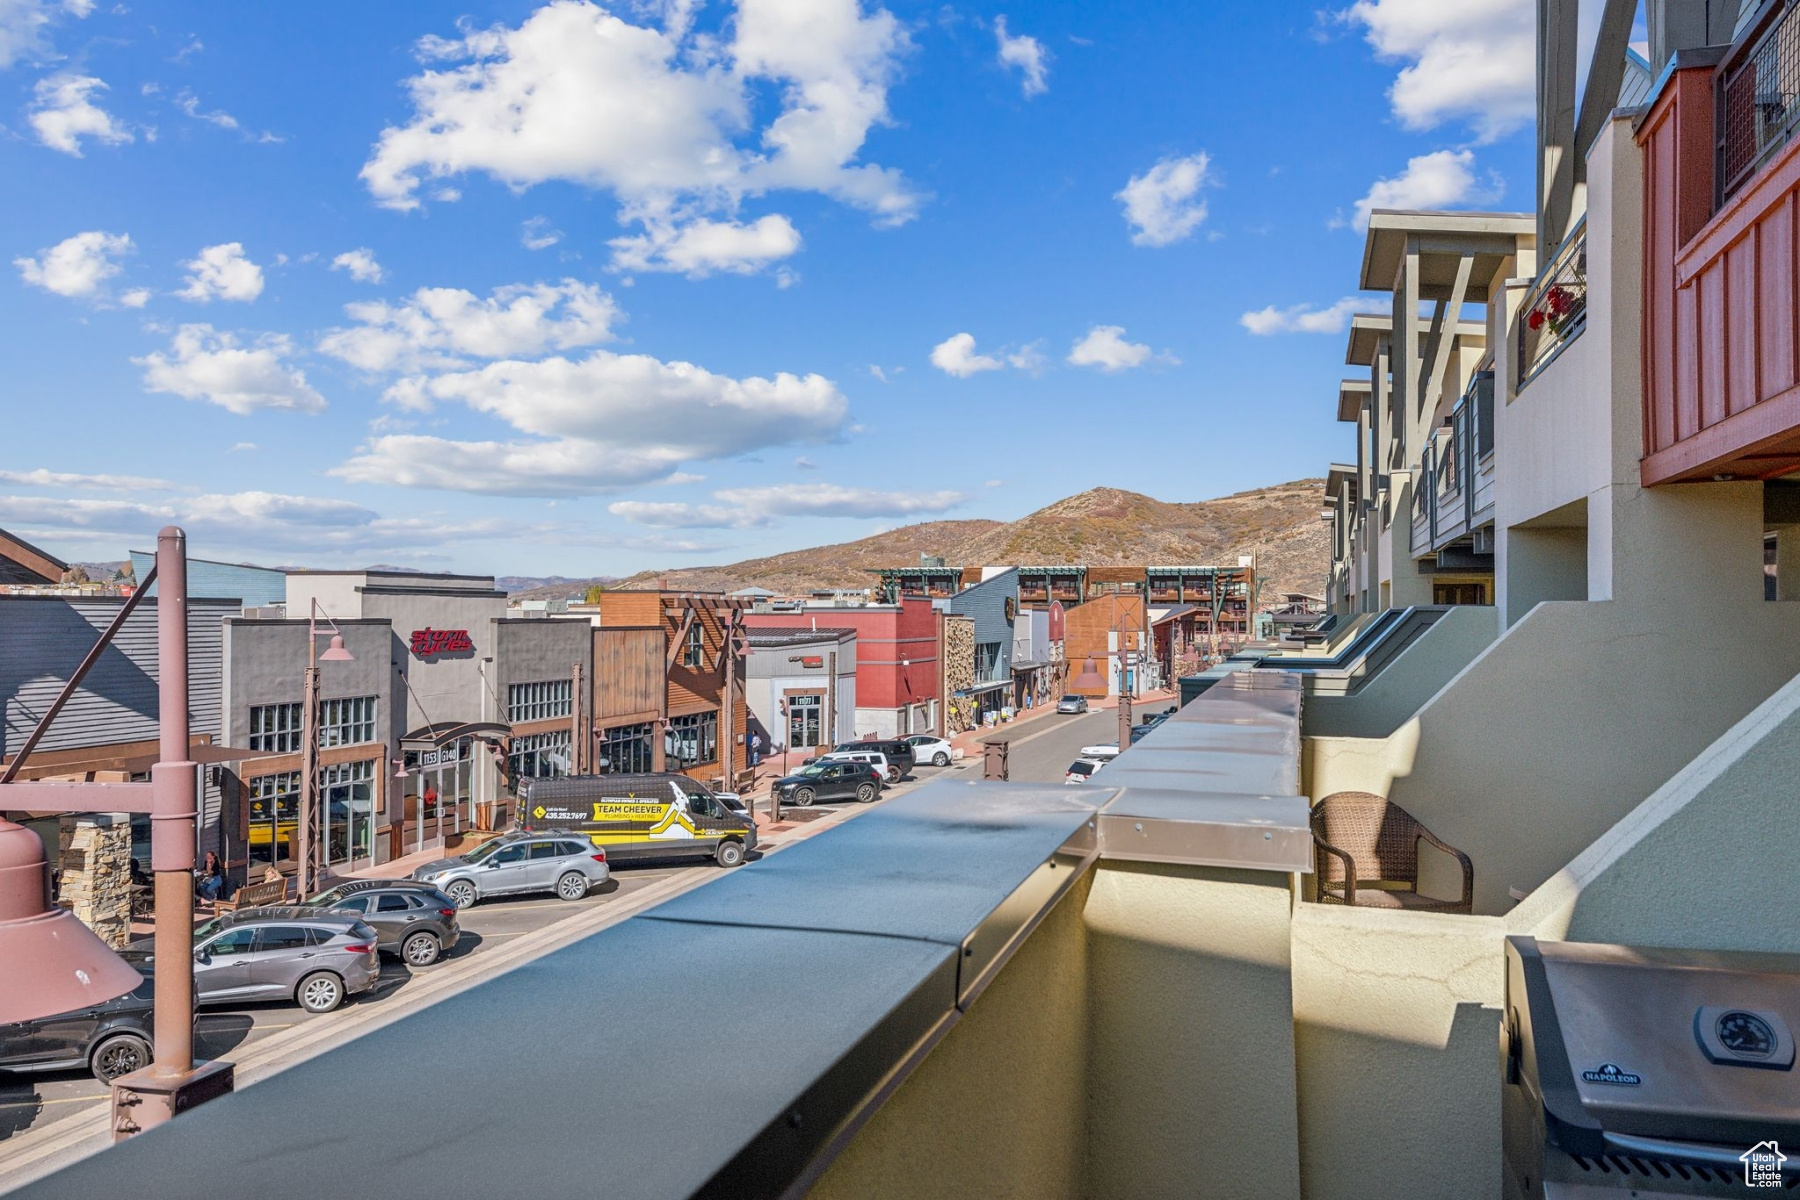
321;760;374;869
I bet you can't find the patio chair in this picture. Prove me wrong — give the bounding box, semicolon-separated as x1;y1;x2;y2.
1311;791;1473;914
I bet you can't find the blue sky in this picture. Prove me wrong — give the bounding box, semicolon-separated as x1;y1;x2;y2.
1;0;1545;575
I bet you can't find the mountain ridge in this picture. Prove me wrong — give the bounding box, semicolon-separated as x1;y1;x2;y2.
511;478;1328;602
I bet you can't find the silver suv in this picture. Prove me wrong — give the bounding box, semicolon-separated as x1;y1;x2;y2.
185;909;381;1014
410;833;609;909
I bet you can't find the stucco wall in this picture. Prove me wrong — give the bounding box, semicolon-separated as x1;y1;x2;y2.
1304;579;1800;914
491;617;591;711
1300;605;1499;740
1291;905;1505;1200
1083;862;1300;1200
1511;668;1800;954
808;873;1092;1200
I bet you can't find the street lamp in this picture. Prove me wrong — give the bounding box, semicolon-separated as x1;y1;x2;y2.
297;601;354;900
0;818;143;1024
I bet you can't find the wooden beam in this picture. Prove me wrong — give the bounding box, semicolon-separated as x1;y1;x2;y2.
0;780;155;814
1575;0;1637;182
665;607;697;670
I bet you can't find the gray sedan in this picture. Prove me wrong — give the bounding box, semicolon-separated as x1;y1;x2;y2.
410;834;610;909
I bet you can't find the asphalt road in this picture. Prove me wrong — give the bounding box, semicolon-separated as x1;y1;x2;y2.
981;705;1149;785
0;764;950;1158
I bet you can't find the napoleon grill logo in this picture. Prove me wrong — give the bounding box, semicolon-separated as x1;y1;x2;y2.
1580;1063;1642;1086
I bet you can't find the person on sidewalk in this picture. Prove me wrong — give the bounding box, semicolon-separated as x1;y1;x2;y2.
195;850;229;902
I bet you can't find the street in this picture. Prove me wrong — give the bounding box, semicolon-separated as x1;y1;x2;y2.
980;701;1165;785
0;762;954;1190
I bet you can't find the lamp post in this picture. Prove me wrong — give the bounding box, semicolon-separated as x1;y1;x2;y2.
0;527;236;1134
297;601;354;900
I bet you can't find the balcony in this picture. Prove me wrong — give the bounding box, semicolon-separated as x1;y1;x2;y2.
1639;18;1800;483
1408;373;1496;559
1516;218;1586;390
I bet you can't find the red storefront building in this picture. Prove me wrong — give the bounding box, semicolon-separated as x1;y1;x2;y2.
744;599;941;739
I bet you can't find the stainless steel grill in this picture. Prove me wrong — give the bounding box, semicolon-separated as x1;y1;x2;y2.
1504;937;1800;1198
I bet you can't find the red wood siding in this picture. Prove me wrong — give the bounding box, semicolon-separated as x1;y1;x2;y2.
1641;64;1800;483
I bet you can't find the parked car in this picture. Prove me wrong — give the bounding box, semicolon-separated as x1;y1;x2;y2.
1056;696;1089;714
1129;712;1173;744
0;979;167;1082
831;738;916;776
155;909;382;1014
300;879;461;967
517;774;756;868
411;833;610;908
818;749;896;783
1064;759;1103;786
904;734;955;767
1080;743;1122;761
774;761;883;807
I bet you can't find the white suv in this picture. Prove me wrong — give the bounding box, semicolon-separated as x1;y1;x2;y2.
818;749;896;784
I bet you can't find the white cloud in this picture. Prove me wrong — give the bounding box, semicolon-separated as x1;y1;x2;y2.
177;242;265;303
930;331;1002;378
611;482;964;528
120;287;151;308
716;482;965;519
1067;325;1170;371
1;0;93;71
0;488;546;562
30;73;132;156
330;248;384;284
359;0;921;277
0;467;183;491
1116;151;1211;247
136;324;326;415
1338;0;1533;142
1240;296;1386;335
14;230;133;301
1348;148;1497;232
333;349;849;497
995;15;1048;97
229;441;257;452
608;213;802;276
318;279;621;374
521;216;562;250
174;88;237;130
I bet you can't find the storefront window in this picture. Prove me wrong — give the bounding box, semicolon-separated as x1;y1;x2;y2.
602;723;655;774
509;730;571;780
247;770;300;872
507;680;572;723
248;703;302;753
787;695;821;749
321;760;374;866
665;711;717;769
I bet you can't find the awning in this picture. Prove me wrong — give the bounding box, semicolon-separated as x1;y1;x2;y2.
399;720;514;749
955;680;1012;696
115;744;289;774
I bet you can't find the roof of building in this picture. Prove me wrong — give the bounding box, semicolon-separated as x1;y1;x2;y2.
745;627;857;647
0;527;67;586
1338;378;1369;423
1346;312;1485;367
1359;209;1536;302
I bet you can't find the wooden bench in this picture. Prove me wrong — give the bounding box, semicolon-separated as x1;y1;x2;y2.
210;876;290;914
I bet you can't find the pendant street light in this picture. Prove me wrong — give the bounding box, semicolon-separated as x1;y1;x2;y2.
297;602;354;900
0;819;143;1024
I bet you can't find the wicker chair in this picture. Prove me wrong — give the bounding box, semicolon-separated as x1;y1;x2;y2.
1311;791;1473;914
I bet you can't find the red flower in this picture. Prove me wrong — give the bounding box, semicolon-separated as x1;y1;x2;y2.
1527;309;1545;331
1547;285;1572;316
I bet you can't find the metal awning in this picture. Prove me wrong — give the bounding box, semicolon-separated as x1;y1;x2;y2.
956;680;1012;696
399;720;513;749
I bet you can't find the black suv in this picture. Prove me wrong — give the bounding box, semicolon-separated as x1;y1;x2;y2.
300;879;461;967
0;979;162;1082
832;739;915;776
775;761;883;806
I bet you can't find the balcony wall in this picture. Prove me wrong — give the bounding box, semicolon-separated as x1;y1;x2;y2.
1299;604;1499;740
1640;54;1800;483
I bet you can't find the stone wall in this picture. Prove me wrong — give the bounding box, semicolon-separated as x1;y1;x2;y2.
943;615;976;734
57;814;133;948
